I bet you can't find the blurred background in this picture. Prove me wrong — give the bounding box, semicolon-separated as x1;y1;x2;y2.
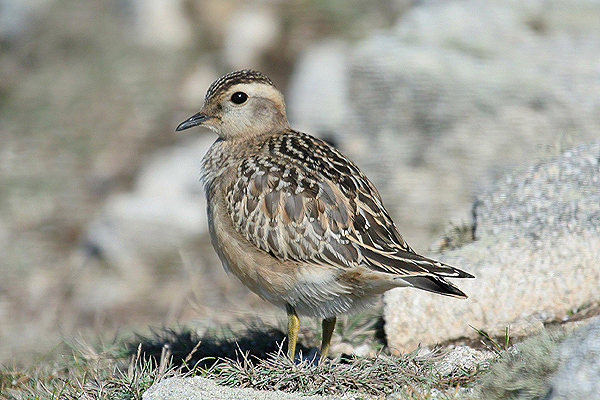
1;0;599;364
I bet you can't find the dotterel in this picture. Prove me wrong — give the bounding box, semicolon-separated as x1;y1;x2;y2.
176;69;474;363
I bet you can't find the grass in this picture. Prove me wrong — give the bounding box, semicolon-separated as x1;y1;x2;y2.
3;309;586;400
203;348;457;397
467;328;570;400
468;325;512;355
0;312;499;400
0;343;469;400
1;340;171;400
11;306;591;400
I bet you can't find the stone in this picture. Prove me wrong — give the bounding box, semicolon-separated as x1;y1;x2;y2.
434;346;495;376
130;0;193;47
222;6;280;70
286;39;350;138
83;135;213;280
384;139;600;352
338;0;600;245
548;318;600;400
472;317;600;400
143;376;355;400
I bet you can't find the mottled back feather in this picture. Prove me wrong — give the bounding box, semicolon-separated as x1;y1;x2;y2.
224;130;473;296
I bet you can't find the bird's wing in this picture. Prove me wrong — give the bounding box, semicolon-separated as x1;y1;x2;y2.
226;132;473;283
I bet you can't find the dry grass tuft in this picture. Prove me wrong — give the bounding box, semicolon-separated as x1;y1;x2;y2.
202;348;456;398
1;340;177;400
1;320;491;400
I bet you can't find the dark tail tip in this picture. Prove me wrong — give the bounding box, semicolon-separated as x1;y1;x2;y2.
403;276;469;298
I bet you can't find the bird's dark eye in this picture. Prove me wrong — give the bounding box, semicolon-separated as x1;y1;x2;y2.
231;91;248;104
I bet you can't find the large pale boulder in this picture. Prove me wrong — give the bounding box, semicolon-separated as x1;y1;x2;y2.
384;140;600;352
288;0;600;245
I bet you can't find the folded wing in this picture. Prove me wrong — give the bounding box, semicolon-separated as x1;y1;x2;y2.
226;132;473;297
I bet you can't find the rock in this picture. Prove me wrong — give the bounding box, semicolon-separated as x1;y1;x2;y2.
384;139;600;352
129;0;193;47
471;327;567;400
434;346;494;376
142;376;354;400
0;0;51;42
548;318;600;400
331;0;600;245
286;39;350;138
472;317;600;400
222;6;280;70
83;135;212;280
473;144;600;241
179;63;221;111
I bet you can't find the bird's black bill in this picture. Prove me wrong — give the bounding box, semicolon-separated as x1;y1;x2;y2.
176;112;212;131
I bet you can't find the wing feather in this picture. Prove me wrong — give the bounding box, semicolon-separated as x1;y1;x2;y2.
226;131;473;283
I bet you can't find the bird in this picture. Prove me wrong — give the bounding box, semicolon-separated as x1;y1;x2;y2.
176;69;474;363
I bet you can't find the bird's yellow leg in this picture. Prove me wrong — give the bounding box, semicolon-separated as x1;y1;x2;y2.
320;316;336;363
286;305;300;361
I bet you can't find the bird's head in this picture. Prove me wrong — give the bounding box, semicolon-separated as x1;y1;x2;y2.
176;69;290;141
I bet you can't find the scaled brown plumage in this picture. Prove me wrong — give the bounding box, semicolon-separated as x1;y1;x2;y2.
176;69;474;363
